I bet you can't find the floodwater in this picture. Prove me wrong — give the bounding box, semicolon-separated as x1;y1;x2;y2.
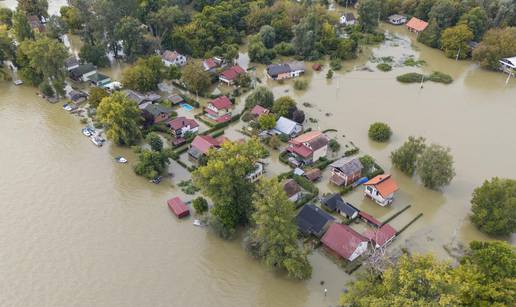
1;1;516;306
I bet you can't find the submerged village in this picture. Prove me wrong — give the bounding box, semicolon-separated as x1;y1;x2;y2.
1;0;515;306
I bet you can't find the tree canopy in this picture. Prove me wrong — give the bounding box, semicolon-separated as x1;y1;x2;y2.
245;86;274;109
181;62;211;95
416;144;455;190
390;136;426;175
368;122;392;142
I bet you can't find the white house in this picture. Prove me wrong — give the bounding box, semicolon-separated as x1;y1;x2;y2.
339;13;356;26
363;174;399;206
246;162;264;183
266;62;305;80
162;50;187;67
167;117;199;139
273;116;302;137
388;14;407;25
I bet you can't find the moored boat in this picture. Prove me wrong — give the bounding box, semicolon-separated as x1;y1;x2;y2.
115;156;128;163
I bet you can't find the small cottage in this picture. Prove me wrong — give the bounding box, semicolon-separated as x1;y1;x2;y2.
167;197;190;218
68;90;88;105
143;104;172;124
321;193;359;220
363;174;399;206
64;57;80;71
246;162;264;183
266;62;305;80
250;105;270;117
219;65;245;85
88;73;111;87
329;157;363;187
287;131;329;165
69;63;97;82
188;135;227;162
388;14;407;25
321;223;368;261
162;50;187;67
500;56;516;73
339;13;356;26
167;116;199;139
406;17;428;34
273;116;303;137
363;224;397;248
124;90;161;109
168;94;185;105
202;57;223;72
304;168;322;182
205;96;233;123
283;179;302;202
295;204;335;237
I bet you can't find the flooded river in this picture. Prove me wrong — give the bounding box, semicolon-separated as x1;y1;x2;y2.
1;1;516;306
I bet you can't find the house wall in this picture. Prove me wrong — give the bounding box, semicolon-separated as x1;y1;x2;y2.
364;186;394;206
219;77;234;85
312;146;328;162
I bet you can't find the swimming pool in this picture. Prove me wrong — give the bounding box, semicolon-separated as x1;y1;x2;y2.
180;103;194;111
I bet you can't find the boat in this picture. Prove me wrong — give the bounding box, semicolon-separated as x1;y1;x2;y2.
14;80;23;86
115;156;128;163
193;219;205;227
89;135;104;147
62;104;73;111
150;176;162;184
82;127;93;136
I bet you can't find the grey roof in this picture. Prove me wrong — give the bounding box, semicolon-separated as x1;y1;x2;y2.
168;94;185;104
144;104;171;117
288;61;305;71
70;63;96;76
68;90;87;100
321;194;359;217
267;63;291;76
88;73;110;82
296;204;335;237
274;116;300;135
330;157;363;175
308;135;329;151
125;90;160;105
65;57;79;68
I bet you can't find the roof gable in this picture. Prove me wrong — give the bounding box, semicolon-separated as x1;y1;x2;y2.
210;96;233;110
321;223;367;259
220;65;245;81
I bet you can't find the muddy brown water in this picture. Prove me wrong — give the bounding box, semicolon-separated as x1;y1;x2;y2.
2;1;516;306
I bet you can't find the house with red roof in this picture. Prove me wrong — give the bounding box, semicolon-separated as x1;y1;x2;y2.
202;57;223;72
167;117;199;144
321;223;368;262
406;17;428;34
287;131;329;165
188;135;227;162
363;224;397;248
167;197;190;218
219;65;245;85
162;50;187;67
363;174;399;206
250;105;270;117
205;96;233;123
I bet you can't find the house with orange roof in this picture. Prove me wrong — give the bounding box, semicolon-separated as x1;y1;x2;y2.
287;131;329;165
406;17;428;34
363;174;399;206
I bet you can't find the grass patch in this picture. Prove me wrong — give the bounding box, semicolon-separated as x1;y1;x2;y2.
377;63;392;72
294;79;309;90
397;72;453;84
397;72;425;83
427;71;453;84
403;57;426;67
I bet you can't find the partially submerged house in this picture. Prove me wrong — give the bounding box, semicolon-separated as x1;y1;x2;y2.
143;104;172;124
205;96;233;123
266;62;305;80
28;15;45;33
500;56;516;73
304;168;322;182
329;157;363;187
162;50;187;67
167;197;190;218
339;13;356;26
246;162;264;183
295;204;335;237
168;93;185;105
273;116;302;137
67;90;88;105
283;179;302;202
363;224;397;248
321;223;368;262
202;57;223;72
69;63;97;82
219;65;245;85
64;57;80;71
124;90;161;109
188;135;227;162
363;174;399;206
287;131;329;165
250;105;270;118
406;17;428;34
89;73;111;87
167;116;199;140
321;193;359;220
387;14;407;25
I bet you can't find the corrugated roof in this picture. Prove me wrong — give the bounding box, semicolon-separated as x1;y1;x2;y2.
210;96;233;110
364;174;399;198
363;224;397;247
406;17;428;32
330;157;363;175
321;223;367;260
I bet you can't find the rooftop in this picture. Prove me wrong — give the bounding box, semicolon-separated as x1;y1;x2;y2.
364;174;399;198
321;223;367;260
406;17;429;32
220;65;245;81
295;204;335;236
210;96;233;110
167;116;198;130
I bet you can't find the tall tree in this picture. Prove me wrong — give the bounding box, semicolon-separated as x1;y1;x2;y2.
416;143;455;190
115;16;145;61
96;92;142;146
358;0;381;32
181;62;211;95
247;178;312;280
272;96;296;118
473;27;516;70
245;86;274;109
0;8;13;28
459;7;488;41
193;139;267;238
17;0;49;18
440;24;474;59
470;178;516;236
390;136;426;175
0;25;15;62
12;10;33;41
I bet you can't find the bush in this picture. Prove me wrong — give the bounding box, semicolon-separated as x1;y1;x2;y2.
326;69;334;79
416;144;455;190
368;122;392;142
292;175;319;195
344;147;359;156
330;58;342;71
377;63;392;72
329;139;340;152
273;42;295;56
391;136;426;175
293;79;308;90
403;57;426;67
193;197;209;214
39;82;54;97
427;71;453;84
396;73;425;83
146;132;163;152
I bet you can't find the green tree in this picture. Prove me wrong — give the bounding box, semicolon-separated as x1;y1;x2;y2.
416;144;455;189
335;38;358;60
368;122;392;142
146;132;163;152
358;0;381;32
249;39;275;64
79;43;109;67
428;0;458;29
17;0;49;18
115;16;145;61
258;113;276;130
267;134;281;149
60;6;82;33
167;65;181;80
122;58;162;93
181;62;211;95
88;87;109;109
459;7;488;41
473;27;516;70
235;73;252;88
247;178;312;280
0;25;15;62
326;69;333;79
470;178;516;236
0;8;14;28
259;25;276;48
39;81;54;97
193;197;209;214
414;0;435;21
440;24;473;59
245;86;274;109
133;149;169;179
96;92;142;146
292;12;321;60
390;136;426;175
418;18;442;48
329;139;340;152
193;138;267;238
12;10;33;41
272;96;296;118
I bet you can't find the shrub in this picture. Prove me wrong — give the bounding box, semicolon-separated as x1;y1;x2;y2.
330;58;342;71
391;136;426;175
193;197;209;214
326;69;334;79
39;82;54;97
376;63;392;72
397;73;425;83
368;122;392;142
329;139;341;152
427;71;453;84
146;132;163;152
403;57;426;67
293;79;308;90
416;144;455;190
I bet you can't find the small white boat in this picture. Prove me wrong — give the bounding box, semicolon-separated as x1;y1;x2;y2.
89;135;104;147
14;80;23;86
115;156;127;163
62;104;72;111
82;128;93;136
193;219;204;227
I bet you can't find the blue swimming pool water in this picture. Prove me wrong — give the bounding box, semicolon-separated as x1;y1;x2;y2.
180;103;193;111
